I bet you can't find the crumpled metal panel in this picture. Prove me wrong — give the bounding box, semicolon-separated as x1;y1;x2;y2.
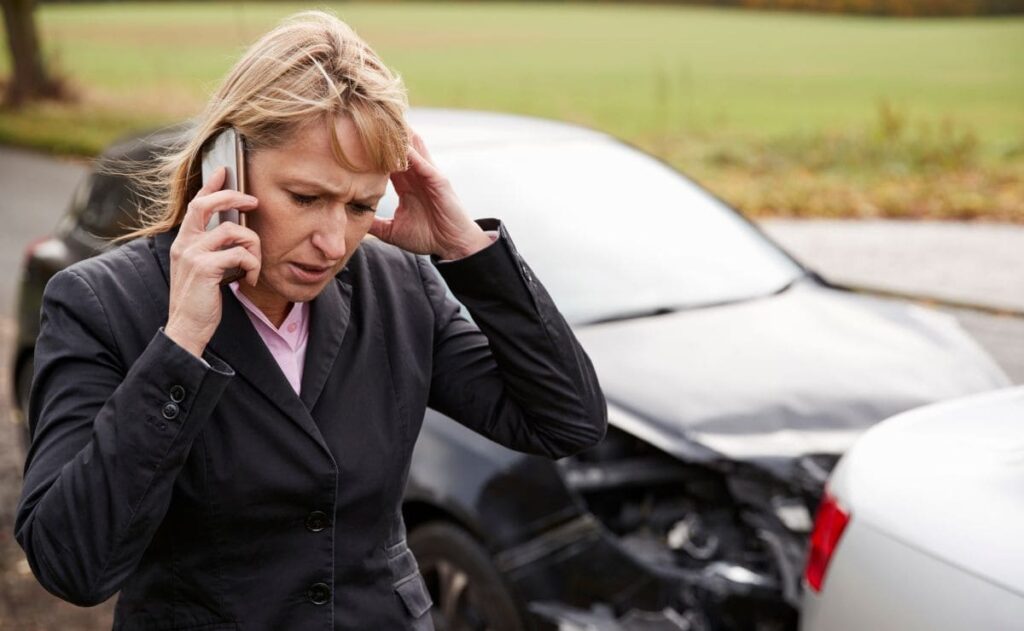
576;281;1009;461
530;602;694;631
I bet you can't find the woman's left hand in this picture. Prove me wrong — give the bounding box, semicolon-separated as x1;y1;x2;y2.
369;132;492;260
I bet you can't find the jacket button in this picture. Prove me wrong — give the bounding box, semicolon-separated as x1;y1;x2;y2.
161;402;179;420
169;385;186;403
305;511;329;533
306;582;330;605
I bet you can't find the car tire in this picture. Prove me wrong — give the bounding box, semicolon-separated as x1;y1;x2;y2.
409;521;527;631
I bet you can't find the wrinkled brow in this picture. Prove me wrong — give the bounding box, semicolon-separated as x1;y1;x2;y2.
278;176;385;204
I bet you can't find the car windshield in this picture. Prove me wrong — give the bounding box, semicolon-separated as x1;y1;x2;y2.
379;137;805;325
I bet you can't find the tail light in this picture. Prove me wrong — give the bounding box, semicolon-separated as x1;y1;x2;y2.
804;490;850;592
23;235;50;265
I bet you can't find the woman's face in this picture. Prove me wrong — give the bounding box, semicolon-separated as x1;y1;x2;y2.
243;115;390;311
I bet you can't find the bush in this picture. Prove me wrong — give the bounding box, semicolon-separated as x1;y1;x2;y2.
737;0;1024;16
38;0;1024;15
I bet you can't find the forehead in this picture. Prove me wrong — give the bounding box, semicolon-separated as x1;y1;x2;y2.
258;116;388;191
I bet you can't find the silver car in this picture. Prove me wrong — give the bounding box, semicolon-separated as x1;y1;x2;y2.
801;386;1024;631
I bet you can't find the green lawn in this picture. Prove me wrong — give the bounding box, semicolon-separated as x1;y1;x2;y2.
2;2;1022;218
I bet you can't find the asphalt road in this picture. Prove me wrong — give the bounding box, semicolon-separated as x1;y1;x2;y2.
761;219;1024;314
0;150;88;317
761;220;1024;384
0;145;1022;628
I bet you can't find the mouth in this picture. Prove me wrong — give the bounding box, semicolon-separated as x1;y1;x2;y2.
289;262;334;283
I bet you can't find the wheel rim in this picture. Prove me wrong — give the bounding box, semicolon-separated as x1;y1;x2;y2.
420;558;495;631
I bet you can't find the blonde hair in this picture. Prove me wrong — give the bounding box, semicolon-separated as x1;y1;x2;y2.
119;10;409;241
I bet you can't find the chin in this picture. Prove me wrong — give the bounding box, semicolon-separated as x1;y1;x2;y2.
289;282;332;304
264;276;332;305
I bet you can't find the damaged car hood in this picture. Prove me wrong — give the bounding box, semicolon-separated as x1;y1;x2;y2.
575;281;1010;461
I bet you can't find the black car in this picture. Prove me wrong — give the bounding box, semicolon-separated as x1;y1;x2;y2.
12;109;1009;630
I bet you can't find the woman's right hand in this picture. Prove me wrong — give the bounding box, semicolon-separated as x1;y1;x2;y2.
163;166;261;358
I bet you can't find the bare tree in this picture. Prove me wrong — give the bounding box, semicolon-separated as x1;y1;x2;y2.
1;0;63;106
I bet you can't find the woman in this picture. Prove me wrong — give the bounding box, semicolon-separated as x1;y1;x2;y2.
15;11;606;631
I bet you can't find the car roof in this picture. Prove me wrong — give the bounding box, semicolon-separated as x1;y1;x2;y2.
406;108;613;150
98;108;615;164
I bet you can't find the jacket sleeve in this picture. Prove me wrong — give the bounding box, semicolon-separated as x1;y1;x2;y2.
14;268;234;607
420;218;607;459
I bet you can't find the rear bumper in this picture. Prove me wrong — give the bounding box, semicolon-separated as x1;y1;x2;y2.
800;521;1024;631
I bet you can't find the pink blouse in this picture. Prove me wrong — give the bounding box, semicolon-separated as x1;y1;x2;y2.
229;282;309;395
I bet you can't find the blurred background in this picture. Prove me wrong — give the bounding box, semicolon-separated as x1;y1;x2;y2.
0;0;1022;628
3;0;1024;219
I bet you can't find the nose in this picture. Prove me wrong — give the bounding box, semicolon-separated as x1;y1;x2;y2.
311;206;347;261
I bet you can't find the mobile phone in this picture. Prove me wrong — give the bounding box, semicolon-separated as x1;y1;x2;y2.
201;127;248;229
201;127;248;284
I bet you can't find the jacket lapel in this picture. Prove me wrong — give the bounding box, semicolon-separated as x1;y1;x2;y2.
300;273;353;411
150;228;339;457
207;289;326;437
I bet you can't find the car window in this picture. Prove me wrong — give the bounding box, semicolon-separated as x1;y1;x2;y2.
378;138;804;324
76;172;143;239
67;175;94;218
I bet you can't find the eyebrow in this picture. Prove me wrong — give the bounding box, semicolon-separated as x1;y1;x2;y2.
279;177;385;204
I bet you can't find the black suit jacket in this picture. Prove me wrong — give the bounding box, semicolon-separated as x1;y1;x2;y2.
15;219;606;631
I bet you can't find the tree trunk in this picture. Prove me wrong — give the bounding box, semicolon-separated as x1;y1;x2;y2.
1;0;60;106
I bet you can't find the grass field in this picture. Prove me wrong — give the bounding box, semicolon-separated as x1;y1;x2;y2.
1;1;1022;219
